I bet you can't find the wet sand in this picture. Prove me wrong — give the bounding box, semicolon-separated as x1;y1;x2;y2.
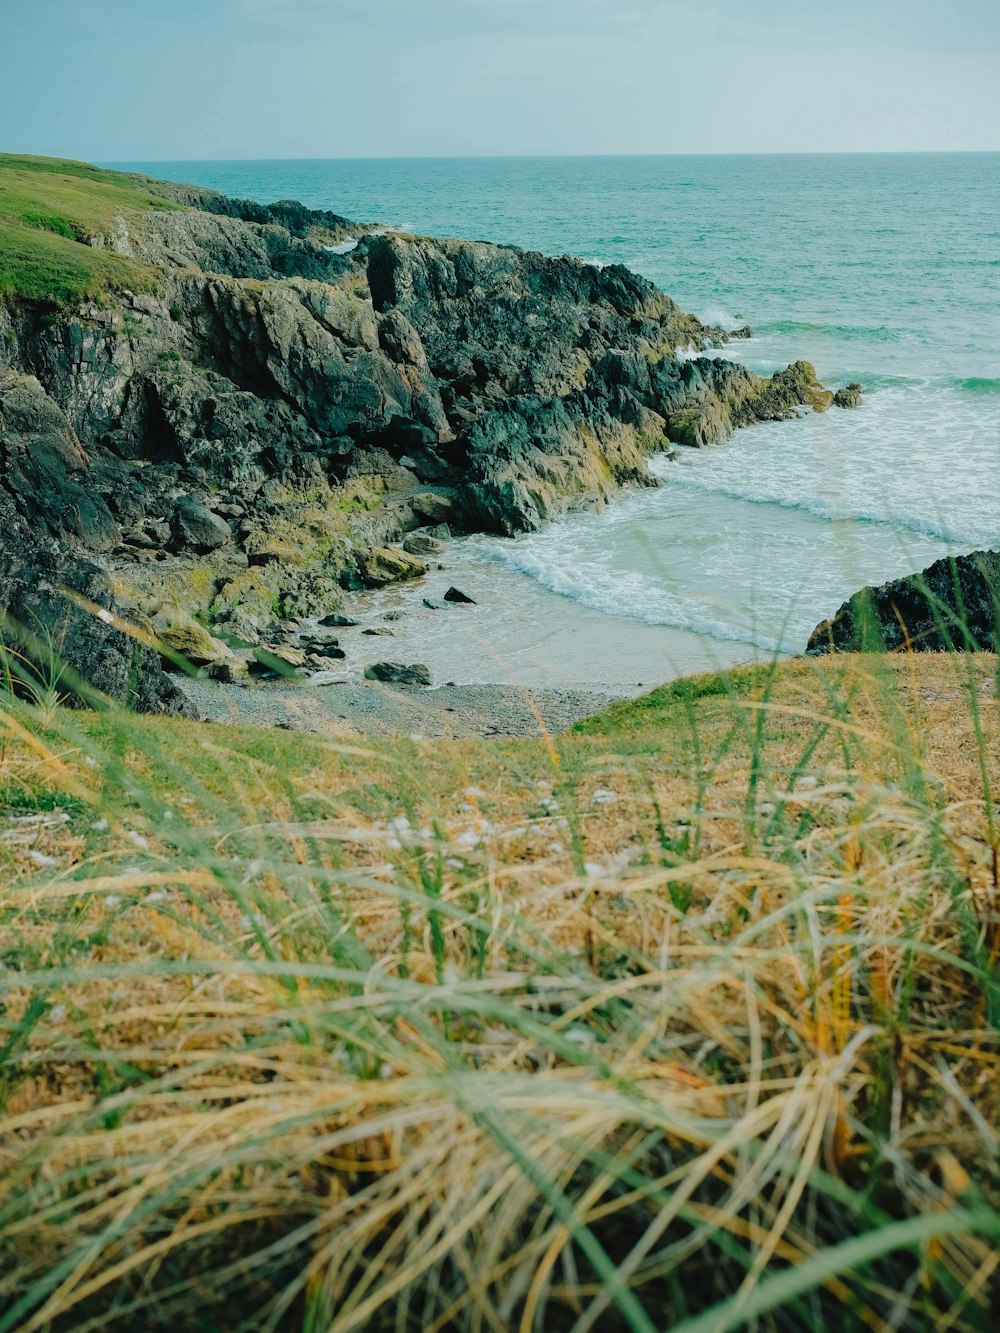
177;539;761;736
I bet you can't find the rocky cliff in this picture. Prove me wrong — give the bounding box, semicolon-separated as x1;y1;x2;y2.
807;550;1000;655
0;155;854;709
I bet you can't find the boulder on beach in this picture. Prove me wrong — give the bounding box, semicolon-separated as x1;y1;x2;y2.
157;621;239;670
403;532;447;557
360;546;428;587
364;661;432;686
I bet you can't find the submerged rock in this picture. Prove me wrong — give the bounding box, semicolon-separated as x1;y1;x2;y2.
444;586;476;604
807;550;1000;654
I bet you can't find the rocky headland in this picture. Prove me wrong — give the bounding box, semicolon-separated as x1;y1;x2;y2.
0;154;861;714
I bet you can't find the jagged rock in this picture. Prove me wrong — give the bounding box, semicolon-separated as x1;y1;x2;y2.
806;550;1000;655
319;613;358;627
0;501;187;713
422;599;448;610
444;586;476;604
363;626;395;635
170;498;231;553
833;383;864;409
403;532;447;557
0;160;841;714
364;661;431;685
0;373;117;552
360;546;427;587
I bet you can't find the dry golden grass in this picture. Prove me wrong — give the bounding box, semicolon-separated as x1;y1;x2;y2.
1;653;999;1331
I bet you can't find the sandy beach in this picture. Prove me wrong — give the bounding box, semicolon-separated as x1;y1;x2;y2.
176;538;762;734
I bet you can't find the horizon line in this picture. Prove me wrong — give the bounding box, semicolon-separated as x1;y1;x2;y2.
96;148;1000;164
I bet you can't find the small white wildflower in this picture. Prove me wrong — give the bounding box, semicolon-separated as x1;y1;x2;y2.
84;756;97;768
759;802;776;816
464;786;486;799
126;830;150;850
386;837;402;851
456;830;482;848
591;789;616;805
796;776;819;791
583;861;607;879
162;809;174;822
379;1062;394;1080
48;1004;68;1025
28;851;58;867
91;818;109;832
144;890;169;904
445;857;464;870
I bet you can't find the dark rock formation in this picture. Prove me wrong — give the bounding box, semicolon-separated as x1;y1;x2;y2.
444;586;476;604
364;662;431;686
833;383;864;409
0;161;841;710
807;550;1000;655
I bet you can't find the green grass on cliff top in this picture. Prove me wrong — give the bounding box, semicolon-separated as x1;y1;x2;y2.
0;153;171;305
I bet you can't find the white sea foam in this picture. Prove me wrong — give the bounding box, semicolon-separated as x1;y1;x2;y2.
323;238;358;255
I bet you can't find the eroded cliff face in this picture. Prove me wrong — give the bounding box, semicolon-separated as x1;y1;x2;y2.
0;173;840;708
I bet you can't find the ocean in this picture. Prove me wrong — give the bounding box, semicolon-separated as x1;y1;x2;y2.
114;154;1000;680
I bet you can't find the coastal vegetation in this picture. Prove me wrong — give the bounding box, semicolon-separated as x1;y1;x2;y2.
2;152;999;1330
1;649;999;1329
0;154;162;304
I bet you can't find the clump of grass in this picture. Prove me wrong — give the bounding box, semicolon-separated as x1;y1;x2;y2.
0;153;168;305
0;646;998;1331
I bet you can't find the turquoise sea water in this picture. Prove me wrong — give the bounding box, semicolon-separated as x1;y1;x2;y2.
116;155;1000;656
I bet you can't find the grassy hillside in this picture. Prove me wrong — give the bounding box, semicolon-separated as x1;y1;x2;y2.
1;652;999;1329
0;153;165;304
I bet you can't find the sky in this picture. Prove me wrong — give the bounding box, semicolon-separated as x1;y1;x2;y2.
4;0;999;160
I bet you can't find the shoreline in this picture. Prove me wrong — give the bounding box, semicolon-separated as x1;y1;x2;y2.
176;539;766;735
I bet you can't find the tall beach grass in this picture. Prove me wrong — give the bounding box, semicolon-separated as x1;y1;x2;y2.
1;633;999;1330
